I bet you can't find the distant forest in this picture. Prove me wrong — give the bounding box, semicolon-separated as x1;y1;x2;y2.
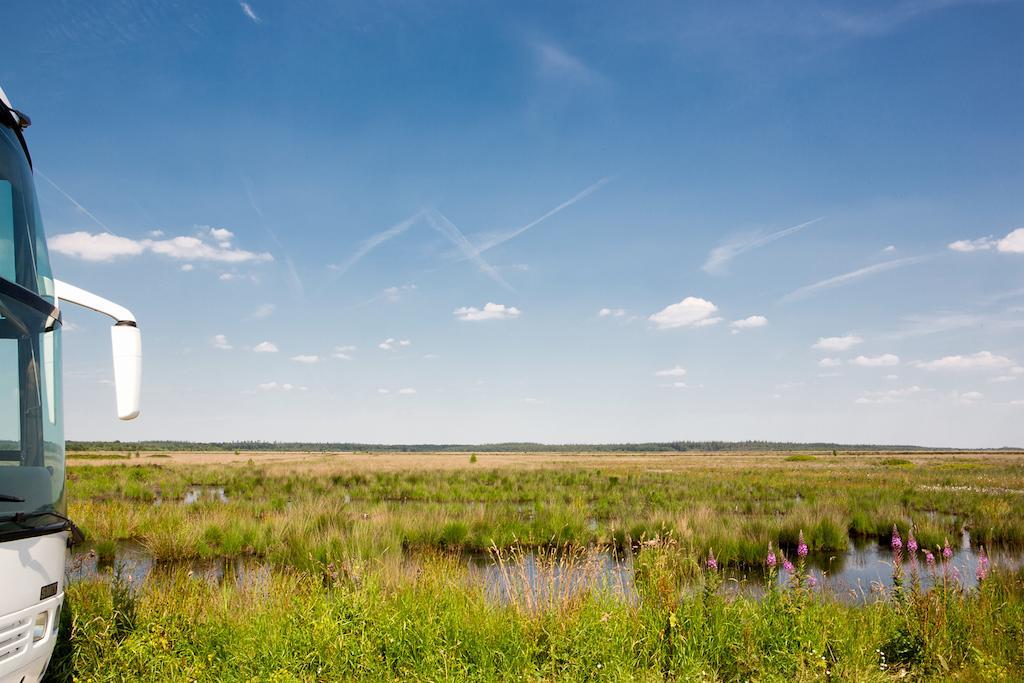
65;440;1019;453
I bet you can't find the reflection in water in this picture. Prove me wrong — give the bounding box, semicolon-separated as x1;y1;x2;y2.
183;486;229;505
68;535;1023;606
68;542;268;588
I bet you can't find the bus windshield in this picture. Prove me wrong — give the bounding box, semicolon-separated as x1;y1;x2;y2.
0;119;64;536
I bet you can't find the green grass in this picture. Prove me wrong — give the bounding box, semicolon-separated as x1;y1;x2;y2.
53;452;1024;679
52;552;1024;681
67;454;1024;567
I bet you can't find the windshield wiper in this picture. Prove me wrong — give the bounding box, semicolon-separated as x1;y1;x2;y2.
0;494;26;503
0;509;85;545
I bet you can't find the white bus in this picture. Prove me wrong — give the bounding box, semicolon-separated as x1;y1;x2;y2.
0;85;141;683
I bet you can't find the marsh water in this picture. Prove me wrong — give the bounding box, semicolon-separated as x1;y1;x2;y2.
68;532;1022;605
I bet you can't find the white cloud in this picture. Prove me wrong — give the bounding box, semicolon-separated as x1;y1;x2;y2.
953;390;984;405
253;341;278;353
384;284;417;302
49;229;272;264
599;308;626;318
397;387;417;395
149;230;165;238
998;228;1024;253
949;237;995;252
180;264;194;272
219;273;235;281
377;389;390;395
947;229;1024;254
855;386;922;405
211;334;232;351
149;235;271;263
379;338;411;351
333;345;357;360
817;358;843;368
251;304;275;319
208;227;234;243
1011;399;1024;407
883;245;896;252
48;232;147;261
990;375;1017;383
649;297;719;329
914;351;1014;371
885;374;899;381
454;303;522;321
655;365;687;377
731;315;768;332
257;382;306;392
239;1;261;22
703;218;822;275
291;354;320;364
812;335;863;351
850;354;900;367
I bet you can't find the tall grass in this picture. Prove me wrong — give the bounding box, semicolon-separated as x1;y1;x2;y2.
67;454;1024;570
52;548;1024;681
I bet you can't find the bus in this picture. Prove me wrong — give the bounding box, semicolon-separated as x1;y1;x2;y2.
0;85;141;683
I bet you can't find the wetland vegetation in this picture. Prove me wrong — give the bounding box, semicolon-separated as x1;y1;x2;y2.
54;449;1024;680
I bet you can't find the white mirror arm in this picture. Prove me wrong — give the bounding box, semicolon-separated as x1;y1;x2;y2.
53;279;142;420
53;279;136;325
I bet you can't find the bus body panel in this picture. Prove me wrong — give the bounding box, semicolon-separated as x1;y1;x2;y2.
0;532;66;682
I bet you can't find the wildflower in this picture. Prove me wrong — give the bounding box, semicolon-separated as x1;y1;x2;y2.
706;548;717;571
943;539;953;560
976;546;989;583
807;575;817;588
907;530;918;554
766;542;777;569
924;550;935;567
891;524;903;553
797;530;808;559
783;557;794;573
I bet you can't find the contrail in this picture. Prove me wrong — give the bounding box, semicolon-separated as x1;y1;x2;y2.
242;176;264;217
35;170;115;233
426;209;513;291
779;256;930;304
332;211;423;276
703;217;824;275
469;177;611;256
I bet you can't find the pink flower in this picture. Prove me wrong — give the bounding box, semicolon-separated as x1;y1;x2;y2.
976;546;989;582
907;531;918;554
925;550;935;567
706;549;717;571
807;575;817;588
766;548;777;569
783;557;794;573
943;539;953;560
891;524;903;553
797;531;808;559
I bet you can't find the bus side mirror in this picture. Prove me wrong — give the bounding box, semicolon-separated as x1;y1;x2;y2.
111;324;141;420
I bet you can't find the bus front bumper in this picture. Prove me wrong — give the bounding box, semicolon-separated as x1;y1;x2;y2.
0;592;63;683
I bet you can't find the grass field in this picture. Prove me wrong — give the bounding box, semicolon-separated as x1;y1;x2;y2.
54;450;1024;680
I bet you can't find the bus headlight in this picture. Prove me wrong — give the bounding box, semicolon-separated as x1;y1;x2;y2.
33;611;48;642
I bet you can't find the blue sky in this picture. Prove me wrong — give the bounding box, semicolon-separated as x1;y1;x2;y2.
2;0;1023;446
